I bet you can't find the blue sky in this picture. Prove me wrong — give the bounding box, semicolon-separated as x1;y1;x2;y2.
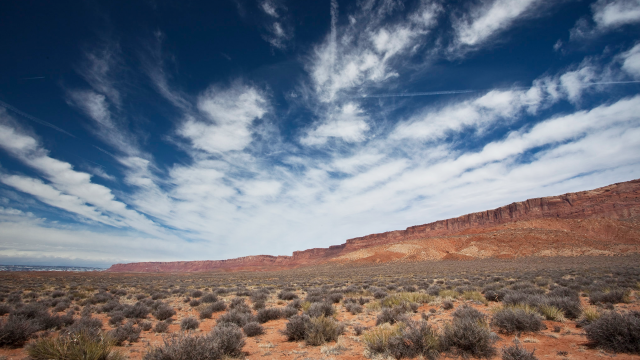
1;0;640;268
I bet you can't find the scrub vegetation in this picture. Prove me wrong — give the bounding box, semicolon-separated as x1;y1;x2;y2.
0;255;639;359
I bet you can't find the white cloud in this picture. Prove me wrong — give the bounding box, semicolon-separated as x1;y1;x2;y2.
301;102;370;145
68;90;140;156
450;0;543;53
77;44;122;107
179;84;267;153
259;0;292;49
621;43;640;78
0;117;174;240
571;0;640;40
391;88;541;141
261;0;279;18
0;174;118;226
308;0;442;102
592;0;640;29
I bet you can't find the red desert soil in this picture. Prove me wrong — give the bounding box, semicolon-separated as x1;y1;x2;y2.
107;178;640;273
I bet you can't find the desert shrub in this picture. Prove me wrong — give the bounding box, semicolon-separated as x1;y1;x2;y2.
345;302;363;315
135;294;147;300
109;312;125;326
12;303;68;331
101;300;120;313
426;286;441;296
191;290;203;298
199;306;214;320
282;306;298;318
252;300;266;310
484;289;505;302
12;302;47;319
440;314;496;359
201;293;218;303
492;307;545;334
251;290;268;303
139;321;153;331
0;315;38;347
442;300;454;310
53;300;71;313
154;321;170;333
217;309;255;327
189;299;201;307
0;304;10;316
453;304;486;322
327;293;343;304
235;289;251;297
256;307;284;323
373;290;388;299
284;314;310;341
403;285;417;293
209;323;245;357
589;289;628;305
51;290;66;298
27;330;123;360
354;324;367;336
305;302;335;318
229;298;249;312
151;292;168;300
288;299;304;312
123;303;150;319
362;324;401;354
90;292;113;304
144;333;219;360
545;296;581;319
242;322;264;337
501;340;537;360
110;321;141;345
584;311;640;354
305;315;344;346
65;316;103;337
548;286;579;300
389;320;440;360
278;291;298;300
180;317;199;330
208;301;227;313
153;305;176;321
376;307;410;325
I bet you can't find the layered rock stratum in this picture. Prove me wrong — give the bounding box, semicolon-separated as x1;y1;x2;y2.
107;179;640;272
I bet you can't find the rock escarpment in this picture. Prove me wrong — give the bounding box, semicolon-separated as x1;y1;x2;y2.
107;179;640;272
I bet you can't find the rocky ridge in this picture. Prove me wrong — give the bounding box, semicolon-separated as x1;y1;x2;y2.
106;179;640;272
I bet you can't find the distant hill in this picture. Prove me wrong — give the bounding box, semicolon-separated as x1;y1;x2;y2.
107;179;640;273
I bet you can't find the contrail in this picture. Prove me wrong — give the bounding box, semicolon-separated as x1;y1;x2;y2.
360;89;478;98
357;80;640;99
0;99;76;138
21;76;45;80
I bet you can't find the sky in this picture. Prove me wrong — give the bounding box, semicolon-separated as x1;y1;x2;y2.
1;0;640;268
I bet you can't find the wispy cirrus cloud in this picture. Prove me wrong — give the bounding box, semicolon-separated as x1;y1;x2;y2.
259;0;293;49
449;0;545;54
571;0;640;40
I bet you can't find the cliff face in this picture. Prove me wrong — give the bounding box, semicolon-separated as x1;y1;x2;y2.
106;179;640;273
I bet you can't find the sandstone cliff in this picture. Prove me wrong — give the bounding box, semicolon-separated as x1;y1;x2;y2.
107;179;640;272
